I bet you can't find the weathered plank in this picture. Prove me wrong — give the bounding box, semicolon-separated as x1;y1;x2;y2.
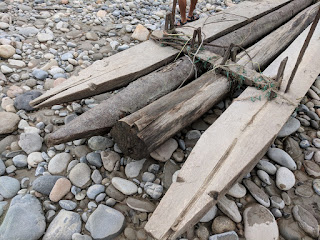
205;0;312;56
31;0;293;108
144;22;320;240
111;2;319;159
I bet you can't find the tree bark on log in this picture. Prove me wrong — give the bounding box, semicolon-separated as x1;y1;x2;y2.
206;0;313;56
45;2;318;146
111;3;320;159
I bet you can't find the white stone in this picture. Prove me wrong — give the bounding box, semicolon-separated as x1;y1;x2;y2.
276;167;295;191
112;177;138;195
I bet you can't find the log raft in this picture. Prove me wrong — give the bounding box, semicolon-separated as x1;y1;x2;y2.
44;0;315;146
144;20;320;240
111;3;320;159
32;0;293;108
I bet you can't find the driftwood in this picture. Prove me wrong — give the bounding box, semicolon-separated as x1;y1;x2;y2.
45;57;195;146
32;0;292;108
145;20;320;240
45;0;309;145
111;3;320;159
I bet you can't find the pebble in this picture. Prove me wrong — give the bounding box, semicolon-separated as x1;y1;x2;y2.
295;185;313;197
200;205;218;222
59;200;77;210
276;167;295;190
125;159;146;178
0;176;20;198
88;136;113;150
69;163;91;188
49;178;71;202
227;182;246;198
131;24;150;41
256;160;277;175
85;204;125;240
209;231;239;240
43;210;81;240
243;204;279;240
243;179;270;207
0;194;45;240
144;182;163;199
142;172;156;182
87;184;105;199
112;177;138;195
0;45;15;58
270;196;285;209
37;33;54;42
303;160;320;177
292;205;319;238
126;197;156;212
0;112;20;134
211;216;236;234
101;151;120;171
48;152;72;175
86;152;102;168
313;179;320;195
150;138;178;162
278;117;300;137
257;170;271;185
32;69;49;80
267;148;297;170
33;175;62;195
27;152;43;167
0;159;5;175
217;196;242;223
18;133;42;154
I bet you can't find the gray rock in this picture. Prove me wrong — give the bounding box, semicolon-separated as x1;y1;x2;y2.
243;179;270;207
48;152;72;175
243;204;279;240
72;233;93;240
69;163;91;188
150;138;178;162
87;184;105;199
278;117;300;137
284;137;303;161
43;210;81;240
0;159;5;175
85;204;125;240
270;196;285;209
0;176;20;198
12;154;28;168
125;159;146;178
88;136;113;150
91;169;102;184
292;205;319;238
256;160;277;175
200;205;218;223
278;218;309;240
61;52;73;61
112;177;138;195
295;185;314;198
17;27;39;36
217;196;242;223
101;151;120;172
37;33;54;42
267;148;297;170
0;112;20;134
59;200;77;210
300;139;310;149
142;172;156;182
163;160;180;189
126;197;156;212
276;167;295;191
209;231;239;240
32;175;62;195
14;91;42;111
313;179;320;195
86;152;102;168
227;182;246;198
303;160;320;177
32;69;48;80
0;194;45;240
257;170;271;185
18;133;42;154
144;182;163;199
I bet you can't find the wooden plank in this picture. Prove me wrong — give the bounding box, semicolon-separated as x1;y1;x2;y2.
31;0;293;108
176;0;292;42
145;21;320;240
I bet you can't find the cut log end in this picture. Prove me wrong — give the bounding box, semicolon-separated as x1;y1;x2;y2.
111;121;149;159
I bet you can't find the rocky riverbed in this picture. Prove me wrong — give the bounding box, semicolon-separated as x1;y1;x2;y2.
0;0;320;239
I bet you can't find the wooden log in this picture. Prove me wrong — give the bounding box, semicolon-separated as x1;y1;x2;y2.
43;0;312;146
111;3;320;159
144;21;320;240
31;0;292;108
45;57;195;146
206;0;313;56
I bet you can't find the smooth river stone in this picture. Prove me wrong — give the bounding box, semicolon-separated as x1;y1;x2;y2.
243;179;270;207
112;177;138;195
267;148;297;170
292;205;319;238
276;167;295;191
278;117;300;137
217;196;242;223
243;204;279;240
